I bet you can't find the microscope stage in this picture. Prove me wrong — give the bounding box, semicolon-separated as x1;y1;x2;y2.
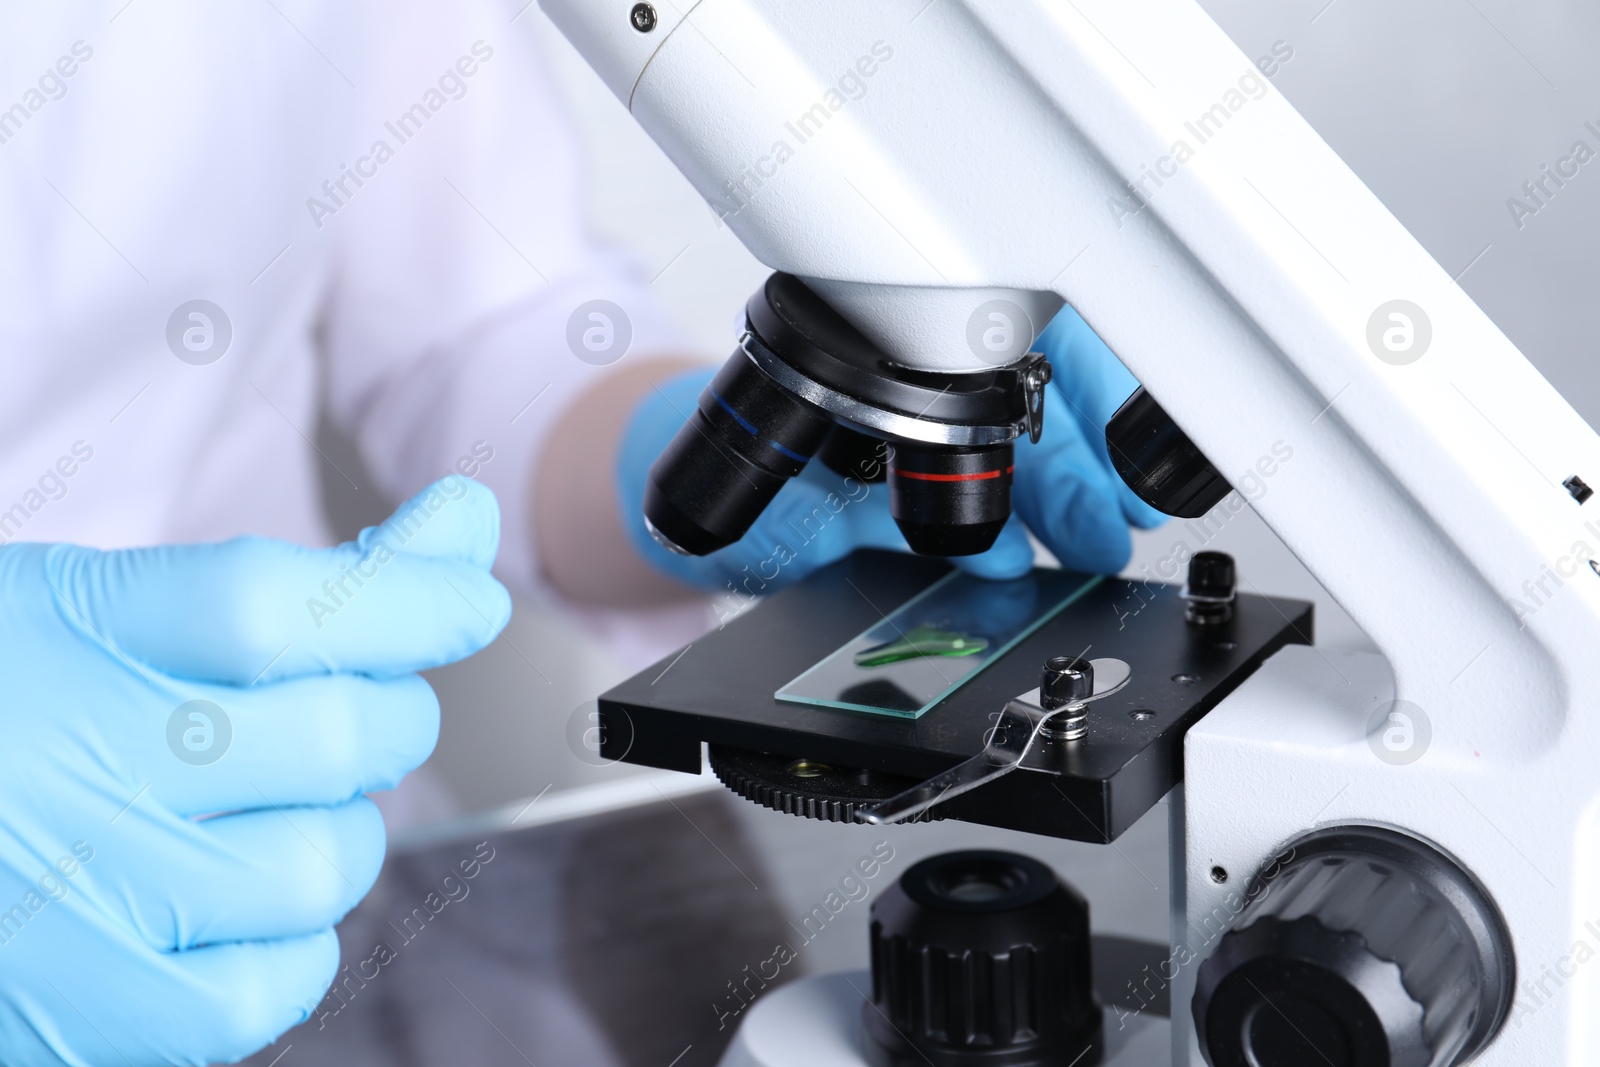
597;550;1312;842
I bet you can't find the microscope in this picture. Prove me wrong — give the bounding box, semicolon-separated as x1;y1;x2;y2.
542;1;1600;1064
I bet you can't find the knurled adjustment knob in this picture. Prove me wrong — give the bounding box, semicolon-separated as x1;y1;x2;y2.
864;851;1102;1067
1040;656;1093;710
1193;826;1514;1067
1185;551;1236;625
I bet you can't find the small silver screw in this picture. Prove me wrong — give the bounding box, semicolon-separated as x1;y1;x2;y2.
630;3;658;31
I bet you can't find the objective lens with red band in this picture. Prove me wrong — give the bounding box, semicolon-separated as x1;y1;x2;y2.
890;465;1015;483
887;442;1014;556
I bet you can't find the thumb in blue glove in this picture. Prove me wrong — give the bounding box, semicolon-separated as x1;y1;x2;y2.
0;476;510;1067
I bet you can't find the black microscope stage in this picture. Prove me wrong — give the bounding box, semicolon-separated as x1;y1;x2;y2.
597;551;1312;842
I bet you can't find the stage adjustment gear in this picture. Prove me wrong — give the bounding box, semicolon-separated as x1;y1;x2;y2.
708;745;948;824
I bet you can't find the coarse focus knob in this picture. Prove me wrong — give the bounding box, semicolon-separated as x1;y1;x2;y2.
1193;826;1514;1067
1040;656;1093;710
864;851;1102;1067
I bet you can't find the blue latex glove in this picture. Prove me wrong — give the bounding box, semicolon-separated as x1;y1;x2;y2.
0;477;510;1067
1013;304;1169;570
619;305;1165;596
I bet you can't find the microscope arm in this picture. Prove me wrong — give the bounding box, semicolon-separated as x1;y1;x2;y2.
544;2;1600;1062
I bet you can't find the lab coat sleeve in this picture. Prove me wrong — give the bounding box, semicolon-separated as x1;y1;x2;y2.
319;1;689;595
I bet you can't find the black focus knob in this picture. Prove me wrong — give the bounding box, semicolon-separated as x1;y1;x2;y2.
864;851;1102;1067
1193;827;1514;1067
1040;656;1093;710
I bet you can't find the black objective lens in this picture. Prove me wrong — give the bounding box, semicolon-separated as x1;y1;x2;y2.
887;442;1013;557
642;353;832;556
1105;387;1229;519
816;425;889;483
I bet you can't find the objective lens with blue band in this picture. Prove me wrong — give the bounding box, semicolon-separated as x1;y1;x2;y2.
710;388;817;464
642;355;832;556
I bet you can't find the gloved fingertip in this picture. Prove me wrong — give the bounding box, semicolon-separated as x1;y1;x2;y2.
448;566;515;650
365;477;502;569
336;797;390;901
1050;524;1135;576
949;521;1034;580
951;553;1032;581
166;928;342;1063
1121;489;1170;530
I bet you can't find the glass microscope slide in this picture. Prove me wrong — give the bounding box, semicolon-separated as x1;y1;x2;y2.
776;568;1102;718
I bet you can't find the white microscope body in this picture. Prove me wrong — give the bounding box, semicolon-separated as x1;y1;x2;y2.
542;1;1600;1063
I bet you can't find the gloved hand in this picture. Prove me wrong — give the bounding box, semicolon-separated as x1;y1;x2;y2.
0;477;511;1067
618;305;1165;595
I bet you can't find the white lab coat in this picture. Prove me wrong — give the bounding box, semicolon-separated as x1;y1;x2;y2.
0;0;682;596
